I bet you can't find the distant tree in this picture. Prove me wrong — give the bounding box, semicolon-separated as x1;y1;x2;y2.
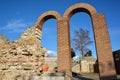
84;50;92;56
71;48;76;58
72;28;93;58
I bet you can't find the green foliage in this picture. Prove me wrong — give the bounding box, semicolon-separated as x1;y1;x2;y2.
84;50;92;56
71;48;76;58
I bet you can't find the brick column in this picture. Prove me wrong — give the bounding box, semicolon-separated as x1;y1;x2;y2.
92;14;117;79
57;17;72;79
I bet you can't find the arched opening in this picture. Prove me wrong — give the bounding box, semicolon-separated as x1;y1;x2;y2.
70;12;97;73
35;11;62;73
35;11;61;56
70;12;96;57
41;18;58;72
42;18;57;57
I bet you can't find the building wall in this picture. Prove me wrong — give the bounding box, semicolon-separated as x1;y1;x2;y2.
113;50;120;74
72;56;96;73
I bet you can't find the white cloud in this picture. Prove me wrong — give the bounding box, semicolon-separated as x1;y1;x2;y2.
72;55;80;60
1;19;32;33
47;50;57;57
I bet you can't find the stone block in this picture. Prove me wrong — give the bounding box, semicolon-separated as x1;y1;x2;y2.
22;63;33;70
41;76;65;80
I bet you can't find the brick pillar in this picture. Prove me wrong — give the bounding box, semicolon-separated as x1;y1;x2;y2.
57;17;72;79
92;14;117;79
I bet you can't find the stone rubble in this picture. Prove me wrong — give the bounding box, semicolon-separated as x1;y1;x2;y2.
0;34;8;43
0;26;47;80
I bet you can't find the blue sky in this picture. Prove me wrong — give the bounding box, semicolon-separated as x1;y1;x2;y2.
0;0;120;57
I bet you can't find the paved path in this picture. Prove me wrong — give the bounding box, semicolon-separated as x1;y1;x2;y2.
72;73;120;80
72;73;98;80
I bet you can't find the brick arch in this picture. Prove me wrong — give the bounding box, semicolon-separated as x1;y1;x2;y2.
58;3;117;79
63;3;97;19
35;3;117;80
35;11;61;30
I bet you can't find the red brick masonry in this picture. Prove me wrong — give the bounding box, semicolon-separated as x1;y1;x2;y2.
35;3;117;80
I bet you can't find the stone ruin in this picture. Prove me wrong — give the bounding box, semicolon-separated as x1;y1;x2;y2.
0;26;47;80
72;56;96;74
0;3;117;80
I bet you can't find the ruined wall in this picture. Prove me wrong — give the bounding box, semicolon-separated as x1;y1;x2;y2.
72;56;96;73
0;26;47;80
0;35;8;43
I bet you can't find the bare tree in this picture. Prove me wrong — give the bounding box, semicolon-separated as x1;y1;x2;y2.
72;28;93;58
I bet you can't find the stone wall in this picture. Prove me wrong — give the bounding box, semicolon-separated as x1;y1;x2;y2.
72;56;96;74
44;57;57;73
0;26;47;80
0;35;8;43
44;57;57;68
